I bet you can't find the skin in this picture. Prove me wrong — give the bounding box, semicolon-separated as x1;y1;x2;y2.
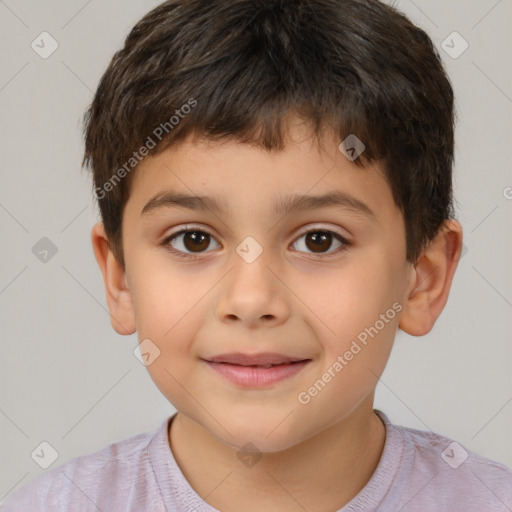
92;116;463;511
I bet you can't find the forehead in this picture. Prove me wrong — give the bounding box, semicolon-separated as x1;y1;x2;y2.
125;126;399;228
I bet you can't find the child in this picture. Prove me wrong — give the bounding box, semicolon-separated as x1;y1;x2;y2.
3;0;511;510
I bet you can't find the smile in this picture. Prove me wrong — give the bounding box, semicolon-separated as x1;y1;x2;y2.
202;353;311;388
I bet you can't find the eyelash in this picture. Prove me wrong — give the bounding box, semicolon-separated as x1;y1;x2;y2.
162;225;351;260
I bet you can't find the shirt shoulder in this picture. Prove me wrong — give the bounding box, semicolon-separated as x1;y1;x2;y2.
343;411;512;512
392;421;512;511
1;426;164;512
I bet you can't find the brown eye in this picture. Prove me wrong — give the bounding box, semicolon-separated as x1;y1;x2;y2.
182;231;210;252
292;230;347;255
167;229;220;255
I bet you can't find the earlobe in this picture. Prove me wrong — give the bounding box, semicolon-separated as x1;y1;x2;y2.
91;222;136;336
399;219;463;336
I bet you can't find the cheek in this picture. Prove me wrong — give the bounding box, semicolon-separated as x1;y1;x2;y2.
307;257;399;335
129;266;206;406
130;261;197;338
295;306;398;434
305;253;402;381
129;262;217;375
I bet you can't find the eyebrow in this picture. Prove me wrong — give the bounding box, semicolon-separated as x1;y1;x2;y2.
141;190;376;220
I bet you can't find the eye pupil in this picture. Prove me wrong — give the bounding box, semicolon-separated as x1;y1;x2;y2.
306;232;332;253
184;231;210;252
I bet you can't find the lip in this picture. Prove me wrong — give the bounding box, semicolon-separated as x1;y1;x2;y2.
206;352;308;366
202;353;311;388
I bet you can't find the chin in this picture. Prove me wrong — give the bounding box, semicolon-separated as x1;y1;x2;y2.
209;414;306;454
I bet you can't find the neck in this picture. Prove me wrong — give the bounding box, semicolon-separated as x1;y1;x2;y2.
168;398;386;512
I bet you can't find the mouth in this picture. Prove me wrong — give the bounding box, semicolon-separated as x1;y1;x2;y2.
202;353;311;387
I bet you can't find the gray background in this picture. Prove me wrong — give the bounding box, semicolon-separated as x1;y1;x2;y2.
1;0;511;503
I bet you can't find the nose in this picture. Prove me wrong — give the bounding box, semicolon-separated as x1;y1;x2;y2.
215;246;291;330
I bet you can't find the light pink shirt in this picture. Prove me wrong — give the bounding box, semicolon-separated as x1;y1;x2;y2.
2;410;511;511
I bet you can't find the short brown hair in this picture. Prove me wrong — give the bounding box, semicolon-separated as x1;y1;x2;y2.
82;0;455;267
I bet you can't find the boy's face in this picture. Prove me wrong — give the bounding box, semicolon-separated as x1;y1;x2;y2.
117;119;415;452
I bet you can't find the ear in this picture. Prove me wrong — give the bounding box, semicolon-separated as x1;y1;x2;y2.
399;219;463;336
91;222;136;336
